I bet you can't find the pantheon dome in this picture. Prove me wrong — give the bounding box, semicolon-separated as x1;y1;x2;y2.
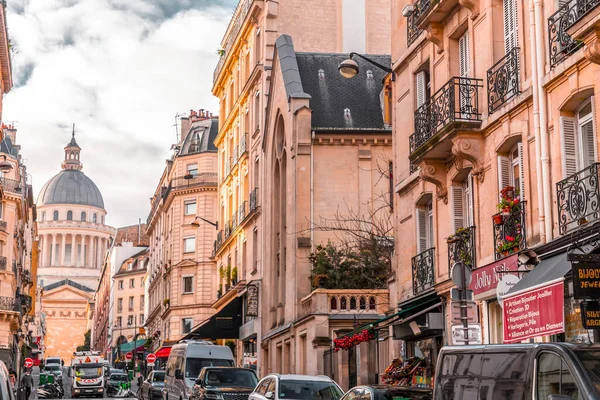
37;169;104;209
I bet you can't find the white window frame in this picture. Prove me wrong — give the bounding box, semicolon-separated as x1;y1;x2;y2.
497;143;525;199
577;98;598;169
183;236;196;254
182;275;194;294
416;201;434;253
187;164;199;176
560;96;597;178
184;200;197;216
129;278;135;288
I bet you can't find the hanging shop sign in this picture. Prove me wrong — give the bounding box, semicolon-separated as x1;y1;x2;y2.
581;300;600;329
503;280;564;343
571;262;600;299
496;274;521;307
246;284;259;318
469;254;519;299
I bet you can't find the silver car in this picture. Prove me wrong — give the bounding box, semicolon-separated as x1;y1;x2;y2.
249;374;343;400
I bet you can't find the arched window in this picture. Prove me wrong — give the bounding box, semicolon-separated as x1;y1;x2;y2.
369;297;376;310
67;211;73;221
330;297;337;311
41;212;46;222
93;213;97;223
350;296;356;310
81;212;86;222
359;297;366;310
53;211;59;221
340;297;347;310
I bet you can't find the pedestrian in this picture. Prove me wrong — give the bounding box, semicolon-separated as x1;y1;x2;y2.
21;368;34;399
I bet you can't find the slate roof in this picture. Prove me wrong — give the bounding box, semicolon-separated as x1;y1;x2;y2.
0;135;18;157
295;52;391;131
37;169;105;209
113;224;149;247
180;118;218;156
44;278;94;292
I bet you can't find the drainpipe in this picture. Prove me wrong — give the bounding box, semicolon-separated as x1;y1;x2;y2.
528;0;547;243
533;0;554;242
311;131;315;253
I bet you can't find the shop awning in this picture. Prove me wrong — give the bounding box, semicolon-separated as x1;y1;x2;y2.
119;339;146;352
184;296;243;340
505;253;570;297
155;346;171;358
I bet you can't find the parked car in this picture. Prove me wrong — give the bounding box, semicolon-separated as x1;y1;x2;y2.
341;385;432;400
0;360;15;400
105;368;125;390
140;370;165;400
249;374;343;400
191;367;258;400
43;364;63;378
106;372;130;396
164;340;234;400
433;343;600;400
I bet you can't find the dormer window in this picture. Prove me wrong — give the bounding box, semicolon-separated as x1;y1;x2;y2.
189;132;201;153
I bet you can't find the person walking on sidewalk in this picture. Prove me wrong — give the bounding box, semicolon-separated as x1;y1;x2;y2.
20;369;34;399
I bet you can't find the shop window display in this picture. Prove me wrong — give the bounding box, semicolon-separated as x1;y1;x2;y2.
381;337;441;390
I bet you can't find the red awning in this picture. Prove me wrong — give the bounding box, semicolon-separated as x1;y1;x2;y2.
155;346;171;358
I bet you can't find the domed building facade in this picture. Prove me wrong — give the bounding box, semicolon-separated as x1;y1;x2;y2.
37;133;116;362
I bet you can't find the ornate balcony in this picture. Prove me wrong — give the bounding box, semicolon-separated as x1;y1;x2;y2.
239;134;248;156
409;77;483;161
487;47;521;114
224;220;233;239
232;146;239;167
239;201;247;222
0;177;21;194
299;289;389;320
172;173;218;190
214;188;260;255
412;248;435;295
225;158;232;177
563;0;600;32
548;1;584;69
447;226;477;272
493;201;527;259
557;163;600;235
232;212;239;230
407;12;423;47
0;296;20;313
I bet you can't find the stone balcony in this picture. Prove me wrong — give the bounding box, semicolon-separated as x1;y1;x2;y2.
298;289;389;320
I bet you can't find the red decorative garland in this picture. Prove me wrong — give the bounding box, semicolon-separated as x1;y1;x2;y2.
333;329;374;351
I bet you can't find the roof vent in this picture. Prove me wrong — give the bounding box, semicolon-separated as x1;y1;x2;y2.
318;69;325;79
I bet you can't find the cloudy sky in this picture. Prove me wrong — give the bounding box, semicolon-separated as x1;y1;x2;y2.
3;0;236;227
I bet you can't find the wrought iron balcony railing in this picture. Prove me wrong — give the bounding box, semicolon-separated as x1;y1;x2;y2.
412;0;433;24
225;158;232;177
0;177;22;194
232;146;239;166
562;0;600;32
250;187;259;212
493;201;527;259
487;47;521;114
447;226;477;272
173;173;218;190
407;12;423;47
0;296;20;312
224;220;232;239
239;134;248;155
0;256;5;271
232;212;239;230
409;77;483;155
557;163;600;235
548;0;584;69
412;247;435;295
216;230;224;249
239;201;248;222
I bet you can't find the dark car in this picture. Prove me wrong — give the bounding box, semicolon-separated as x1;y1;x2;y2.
341;385;432;400
106;373;130;396
43;364;63;378
140;371;165;400
191;367;258;400
105;369;125;389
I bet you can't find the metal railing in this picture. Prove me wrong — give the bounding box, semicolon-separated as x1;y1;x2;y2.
407;12;423;47
493;201;527;259
557;163;600;235
239;201;248;222
562;0;600;31
172;173;218;190
232;211;239;230
0;177;21;194
224;219;233;239
216;230;224;249
250;187;259;212
447;226;477;272
412;0;433;23
213;0;253;83
225;158;232;177
232;145;239;166
409;77;483;155
0;296;20;312
412;247;435;295
548;0;584;69
487;47;521;114
239;134;248;155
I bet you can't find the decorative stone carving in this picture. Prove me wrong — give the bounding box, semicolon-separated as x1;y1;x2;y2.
426;23;444;54
451;136;485;182
584;27;600;65
419;161;448;203
459;0;480;20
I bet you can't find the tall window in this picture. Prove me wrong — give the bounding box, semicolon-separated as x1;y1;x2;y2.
560;97;598;178
183;276;193;294
416;200;434;252
117;298;123;313
183;237;195;253
187;164;198;177
129;278;135;288
139;314;145;325
503;0;518;53
415;70;430;109
182;318;193;334
459;31;471;78
127;315;134;326
67;211;73;221
140;295;145;310
451;174;474;231
118;280;123;290
189;133;200;153
184;200;197;215
53;211;59;221
116;316;122;327
498;143;525;198
65;244;72;265
81;212;86;222
93;214;97;223
128;296;134;311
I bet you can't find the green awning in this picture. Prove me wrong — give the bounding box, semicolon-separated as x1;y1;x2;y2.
119;339;146;352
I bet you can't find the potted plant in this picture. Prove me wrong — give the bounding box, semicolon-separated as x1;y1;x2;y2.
496;234;521;256
217;288;222;299
163;298;170;307
492;213;504;225
447;227;471;244
231;266;238;285
497;186;521;215
216;48;225;57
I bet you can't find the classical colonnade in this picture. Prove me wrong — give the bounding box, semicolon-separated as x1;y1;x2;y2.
38;233;109;269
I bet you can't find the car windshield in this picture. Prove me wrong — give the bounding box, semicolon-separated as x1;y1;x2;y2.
204;369;257;388
75;367;102;378
278;380;343;400
45;365;60;371
153;372;165;382
185;358;233;379
575;350;600;394
110;375;128;382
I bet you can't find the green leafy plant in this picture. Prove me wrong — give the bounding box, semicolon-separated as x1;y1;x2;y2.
497;186;521;213
231;266;238;283
163;298;170;306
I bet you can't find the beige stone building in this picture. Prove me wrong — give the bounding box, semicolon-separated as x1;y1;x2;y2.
36;133;116;363
145;111;219;353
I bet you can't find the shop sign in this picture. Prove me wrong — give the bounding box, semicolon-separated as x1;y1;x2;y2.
496;275;521;307
571;262;600;299
581;300;600;329
451;324;482;345
503;280;564;343
246;284;259;317
469;254;519;299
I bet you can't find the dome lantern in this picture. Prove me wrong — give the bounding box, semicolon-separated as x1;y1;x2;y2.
61;123;83;171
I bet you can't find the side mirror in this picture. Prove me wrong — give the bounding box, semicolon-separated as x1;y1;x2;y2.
265;391;274;399
195;379;202;385
175;369;183;380
548;396;573;400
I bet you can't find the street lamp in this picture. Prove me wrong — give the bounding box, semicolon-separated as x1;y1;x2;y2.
190;216;218;230
0;155;12;173
338;52;396;81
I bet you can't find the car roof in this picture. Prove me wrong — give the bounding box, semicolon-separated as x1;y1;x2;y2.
268;374;334;382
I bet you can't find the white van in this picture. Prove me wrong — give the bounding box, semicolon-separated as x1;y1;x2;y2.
163;340;234;400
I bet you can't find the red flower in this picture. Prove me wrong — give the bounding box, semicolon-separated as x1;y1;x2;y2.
505;235;515;242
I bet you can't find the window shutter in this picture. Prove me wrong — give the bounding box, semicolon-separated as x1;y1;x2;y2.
589;96;598;163
451;185;465;231
465;175;474;227
416;71;426;108
503;0;518;53
417;207;428;253
517;142;526;199
560;116;578;178
459;31;470;77
497;156;511;194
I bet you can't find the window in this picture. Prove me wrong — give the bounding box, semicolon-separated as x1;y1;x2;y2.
117;298;123;313
42;211;46;222
128;296;134;311
183;276;193;294
116;316;122;327
187;164;198;177
498;143;525;198
537;352;580;400
93;213;97;223
67;210;73;221
140;295;145;310
183;237;195;253
139;314;145;325
416;200;434;253
127;262;132;271
182;318;193;334
415;70;430;108
437;353;483;399
459;31;471;77
451;174;474;231
184;200;197;215
81;212;86;222
129;278;135;288
560;97;598;178
503;0;518;53
53;211;59;221
189;133;200;153
127;315;134;326
118;280;124;290
479;352;528;400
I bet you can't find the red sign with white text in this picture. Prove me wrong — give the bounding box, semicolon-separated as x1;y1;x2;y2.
469;254;519;297
503;280;565;343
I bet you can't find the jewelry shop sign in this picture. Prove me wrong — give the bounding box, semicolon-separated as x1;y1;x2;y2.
503;280;565;343
581;300;600;329
572;262;600;299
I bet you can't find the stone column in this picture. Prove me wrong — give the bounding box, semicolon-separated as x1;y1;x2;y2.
60;234;66;266
80;234;85;267
51;234;56;266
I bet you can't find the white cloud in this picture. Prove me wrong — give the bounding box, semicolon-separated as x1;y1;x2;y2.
3;0;235;227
